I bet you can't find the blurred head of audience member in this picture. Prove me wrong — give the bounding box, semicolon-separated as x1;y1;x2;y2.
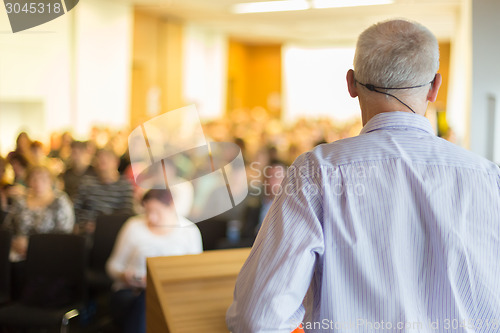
6;151;29;186
142;189;178;230
15;131;32;158
262;160;287;202
26;165;54;201
69;141;91;173
30;141;46;166
48;131;73;164
95;148;120;184
62;141;95;201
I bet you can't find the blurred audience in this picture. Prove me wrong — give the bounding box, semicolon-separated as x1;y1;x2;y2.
30;141;46;166
5;152;30;204
73;148;134;237
62;141;96;201
48;131;73;164
3;165;74;262
242;160;287;242
14;132;33;165
0;157;9;215
1;113;365;244
106;189;202;333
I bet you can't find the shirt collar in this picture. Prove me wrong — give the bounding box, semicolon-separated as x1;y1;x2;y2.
359;111;435;136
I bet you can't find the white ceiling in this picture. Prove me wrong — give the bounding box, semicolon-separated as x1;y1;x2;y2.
127;0;461;44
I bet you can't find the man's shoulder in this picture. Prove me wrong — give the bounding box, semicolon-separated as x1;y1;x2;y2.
293;134;499;176
291;135;375;169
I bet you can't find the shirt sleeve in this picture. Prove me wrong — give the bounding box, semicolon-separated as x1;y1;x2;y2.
106;218;136;282
226;152;325;333
188;224;203;254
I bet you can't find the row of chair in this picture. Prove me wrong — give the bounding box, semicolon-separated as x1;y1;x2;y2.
0;214;132;332
0;231;86;332
0;213;242;332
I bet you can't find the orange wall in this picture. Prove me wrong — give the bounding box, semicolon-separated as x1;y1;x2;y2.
434;42;450;111
130;11;184;129
227;41;282;117
227;41;249;112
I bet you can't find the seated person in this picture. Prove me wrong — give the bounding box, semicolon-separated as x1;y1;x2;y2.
6;151;29;194
106;189;202;333
241;160;287;242
73;148;134;236
62;141;96;201
0;156;9;214
3;165;74;261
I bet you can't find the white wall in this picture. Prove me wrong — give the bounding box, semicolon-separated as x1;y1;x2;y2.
446;0;472;149
282;45;359;123
470;0;500;163
74;0;133;137
182;24;227;120
0;0;133;153
0;5;72;153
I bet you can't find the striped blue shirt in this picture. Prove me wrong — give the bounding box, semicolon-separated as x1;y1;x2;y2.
226;112;500;333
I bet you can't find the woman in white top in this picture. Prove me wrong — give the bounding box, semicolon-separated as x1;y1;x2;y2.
106;188;202;333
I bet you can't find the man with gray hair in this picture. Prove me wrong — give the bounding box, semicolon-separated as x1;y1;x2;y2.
227;19;500;332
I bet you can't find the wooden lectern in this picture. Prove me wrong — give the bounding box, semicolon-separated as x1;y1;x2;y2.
146;248;251;333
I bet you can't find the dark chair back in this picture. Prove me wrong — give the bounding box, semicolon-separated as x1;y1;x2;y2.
0;210;7;227
0;228;11;304
195;218;228;251
21;233;87;308
89;214;131;271
0;233;86;331
86;214;131;294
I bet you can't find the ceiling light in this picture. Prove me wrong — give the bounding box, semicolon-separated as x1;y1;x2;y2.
312;0;394;9
232;0;310;14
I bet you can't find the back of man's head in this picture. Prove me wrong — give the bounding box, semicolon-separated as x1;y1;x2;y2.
354;19;439;88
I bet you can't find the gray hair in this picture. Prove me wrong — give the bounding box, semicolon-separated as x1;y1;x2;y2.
353;19;439;88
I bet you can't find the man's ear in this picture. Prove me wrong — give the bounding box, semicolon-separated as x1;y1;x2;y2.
346;69;358;98
427;73;442;103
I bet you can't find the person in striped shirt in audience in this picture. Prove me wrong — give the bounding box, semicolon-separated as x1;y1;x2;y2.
73;148;134;238
226;19;500;333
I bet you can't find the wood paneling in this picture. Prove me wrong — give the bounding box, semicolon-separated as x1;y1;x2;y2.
130;11;184;129
146;248;251;333
227;40;249;112
434;42;451;111
227;41;282;117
